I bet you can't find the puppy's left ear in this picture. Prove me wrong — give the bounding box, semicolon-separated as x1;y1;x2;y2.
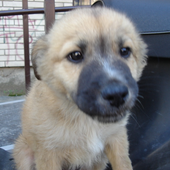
31;35;48;80
91;0;104;7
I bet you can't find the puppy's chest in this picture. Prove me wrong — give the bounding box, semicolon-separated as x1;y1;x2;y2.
68;132;106;168
65;124;116;167
87;133;104;155
44;118;119;167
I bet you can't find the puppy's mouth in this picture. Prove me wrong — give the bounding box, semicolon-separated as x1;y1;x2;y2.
92;112;126;123
91;106;128;123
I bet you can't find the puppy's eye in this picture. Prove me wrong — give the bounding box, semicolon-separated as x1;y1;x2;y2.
67;51;83;63
120;47;131;58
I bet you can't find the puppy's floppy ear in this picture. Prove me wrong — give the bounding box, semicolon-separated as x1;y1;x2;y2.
31;35;48;80
91;0;104;7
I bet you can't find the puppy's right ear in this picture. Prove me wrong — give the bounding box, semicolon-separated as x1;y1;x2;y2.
91;0;104;7
31;36;48;80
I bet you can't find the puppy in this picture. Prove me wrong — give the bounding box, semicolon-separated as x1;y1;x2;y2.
13;7;147;170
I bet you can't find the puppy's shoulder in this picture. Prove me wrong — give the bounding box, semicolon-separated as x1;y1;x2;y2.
23;80;53;109
27;80;50;97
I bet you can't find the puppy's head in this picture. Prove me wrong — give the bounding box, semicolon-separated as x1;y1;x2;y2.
32;7;147;123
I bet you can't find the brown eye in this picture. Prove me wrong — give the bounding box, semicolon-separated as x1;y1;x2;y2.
120;47;131;58
67;51;83;63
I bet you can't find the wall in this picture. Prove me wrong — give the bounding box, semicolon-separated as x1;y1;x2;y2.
0;0;72;67
0;0;72;95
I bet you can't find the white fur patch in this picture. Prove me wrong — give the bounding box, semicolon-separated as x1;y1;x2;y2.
87;133;104;155
102;60;124;82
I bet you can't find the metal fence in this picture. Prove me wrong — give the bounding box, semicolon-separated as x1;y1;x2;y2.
0;0;90;91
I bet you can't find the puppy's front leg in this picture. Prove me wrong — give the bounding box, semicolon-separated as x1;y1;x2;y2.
35;148;62;170
105;128;132;170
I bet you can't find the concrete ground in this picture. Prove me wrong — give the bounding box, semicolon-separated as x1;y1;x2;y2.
0;96;25;148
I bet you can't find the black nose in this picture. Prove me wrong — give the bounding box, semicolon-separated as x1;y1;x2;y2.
101;82;129;108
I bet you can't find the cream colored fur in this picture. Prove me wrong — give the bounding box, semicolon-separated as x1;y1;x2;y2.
13;7;147;170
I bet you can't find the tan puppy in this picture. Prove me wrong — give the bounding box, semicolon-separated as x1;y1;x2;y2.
13;7;147;170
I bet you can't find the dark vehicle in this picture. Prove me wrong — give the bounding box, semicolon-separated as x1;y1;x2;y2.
102;0;170;170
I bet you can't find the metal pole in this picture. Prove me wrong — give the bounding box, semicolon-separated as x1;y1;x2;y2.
0;6;90;16
22;0;31;92
44;0;55;34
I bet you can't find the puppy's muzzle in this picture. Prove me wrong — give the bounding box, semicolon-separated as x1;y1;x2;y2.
101;81;128;108
73;60;138;123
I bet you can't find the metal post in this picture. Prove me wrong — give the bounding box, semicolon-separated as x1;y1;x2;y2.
22;0;31;92
44;0;55;34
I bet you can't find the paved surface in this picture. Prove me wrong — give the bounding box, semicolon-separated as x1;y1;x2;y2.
0;96;25;147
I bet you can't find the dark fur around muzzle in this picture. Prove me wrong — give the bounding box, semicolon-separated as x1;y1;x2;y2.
72;59;138;123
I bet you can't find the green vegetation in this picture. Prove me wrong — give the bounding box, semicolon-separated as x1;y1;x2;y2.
3;90;25;96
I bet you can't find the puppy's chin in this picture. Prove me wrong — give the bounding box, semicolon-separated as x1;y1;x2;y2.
92;113;126;123
97;107;131;123
80;105;130;123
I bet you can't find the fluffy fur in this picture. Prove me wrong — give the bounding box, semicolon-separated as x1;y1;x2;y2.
13;7;147;170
